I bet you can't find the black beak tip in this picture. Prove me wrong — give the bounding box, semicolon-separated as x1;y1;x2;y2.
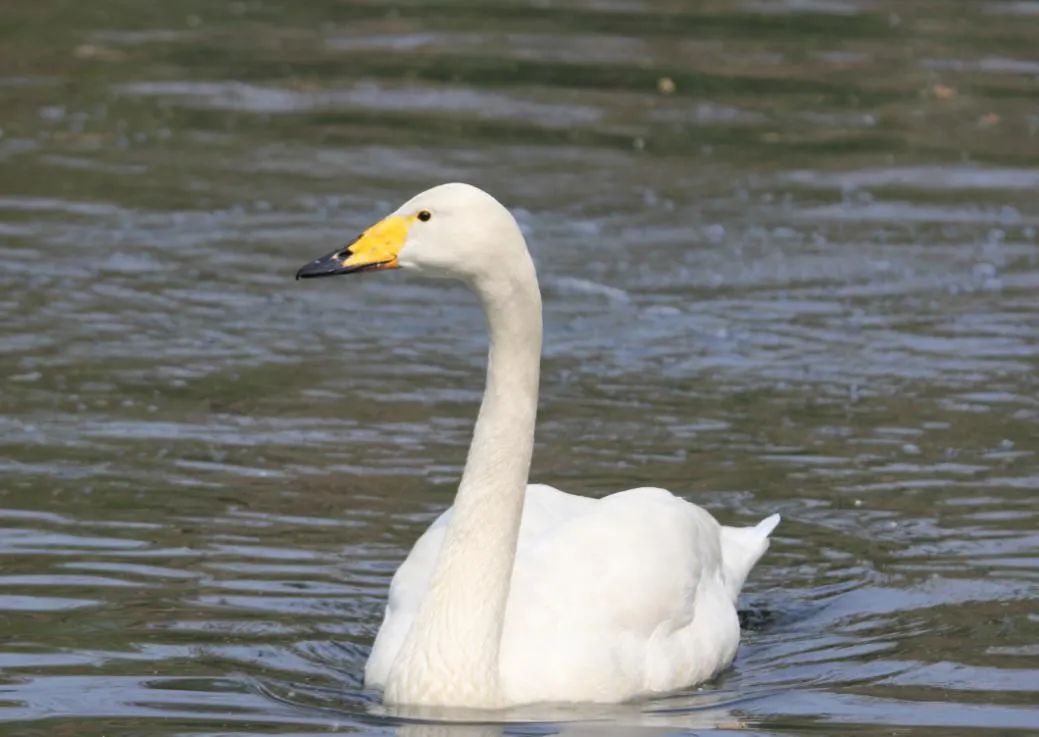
295;256;336;280
297;243;360;281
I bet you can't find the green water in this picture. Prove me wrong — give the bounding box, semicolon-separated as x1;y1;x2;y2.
1;1;1037;734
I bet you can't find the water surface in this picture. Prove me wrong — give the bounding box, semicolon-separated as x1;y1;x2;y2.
1;1;1038;735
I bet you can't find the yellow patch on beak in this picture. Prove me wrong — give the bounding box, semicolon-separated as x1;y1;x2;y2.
339;214;415;272
296;212;420;280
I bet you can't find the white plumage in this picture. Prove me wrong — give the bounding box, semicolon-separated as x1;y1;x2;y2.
367;483;779;704
297;182;779;708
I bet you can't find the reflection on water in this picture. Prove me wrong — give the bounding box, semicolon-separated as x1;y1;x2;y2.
1;0;1037;735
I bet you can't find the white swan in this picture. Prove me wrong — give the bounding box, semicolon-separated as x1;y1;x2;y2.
296;183;779;709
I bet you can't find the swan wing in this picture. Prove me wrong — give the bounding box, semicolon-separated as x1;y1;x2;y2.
501;485;735;702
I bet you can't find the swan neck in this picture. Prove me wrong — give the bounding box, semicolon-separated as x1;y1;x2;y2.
465;266;543;494
386;249;542;707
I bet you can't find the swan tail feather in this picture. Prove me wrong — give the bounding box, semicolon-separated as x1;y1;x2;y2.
719;513;779;602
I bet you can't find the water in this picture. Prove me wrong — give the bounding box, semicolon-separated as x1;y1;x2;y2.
1;0;1038;734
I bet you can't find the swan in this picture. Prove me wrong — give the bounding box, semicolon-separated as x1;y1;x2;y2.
296;183;779;709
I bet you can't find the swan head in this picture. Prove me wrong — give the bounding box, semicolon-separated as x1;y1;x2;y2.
296;183;527;284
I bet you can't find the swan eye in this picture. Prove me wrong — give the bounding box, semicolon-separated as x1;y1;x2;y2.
417;210;432;222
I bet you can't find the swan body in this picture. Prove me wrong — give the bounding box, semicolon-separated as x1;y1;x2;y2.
296;183;778;708
367;483;778;705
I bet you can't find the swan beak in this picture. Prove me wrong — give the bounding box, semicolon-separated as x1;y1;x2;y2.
296;214;410;279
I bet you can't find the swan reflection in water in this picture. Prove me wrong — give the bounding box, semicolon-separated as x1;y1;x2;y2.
383;695;753;737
